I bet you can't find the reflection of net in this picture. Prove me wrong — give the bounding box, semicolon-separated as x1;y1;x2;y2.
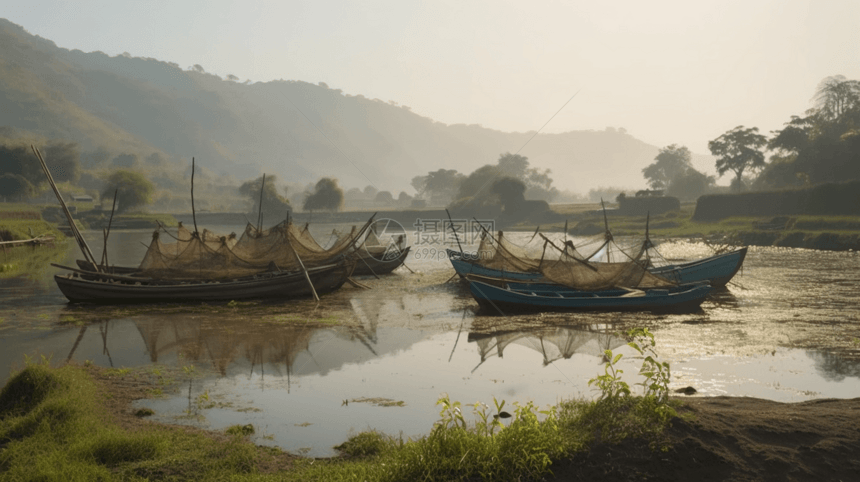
134;318;316;377
539;242;677;290
473;327;625;368
137;221;360;279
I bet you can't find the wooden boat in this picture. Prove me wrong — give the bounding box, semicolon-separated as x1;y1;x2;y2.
447;250;540;281
352;246;411;276
54;261;353;304
466;278;711;313
79;246;413;279
646;247;747;287
448;247;747;288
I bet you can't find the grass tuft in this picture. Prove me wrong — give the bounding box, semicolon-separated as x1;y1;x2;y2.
226;424;256;437
334;430;393;457
0;365;64;417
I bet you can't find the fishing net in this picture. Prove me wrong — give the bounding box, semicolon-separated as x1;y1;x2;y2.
538;240;677;290
137;230;268;279
474;231;586;273
137;220;366;279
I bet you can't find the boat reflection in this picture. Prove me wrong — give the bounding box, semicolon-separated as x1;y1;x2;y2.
467;323;625;373
703;287;740;310
128;316;391;385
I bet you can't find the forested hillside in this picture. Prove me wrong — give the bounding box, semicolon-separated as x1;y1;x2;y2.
0;18;682;193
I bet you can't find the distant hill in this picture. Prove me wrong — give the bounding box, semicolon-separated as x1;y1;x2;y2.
0;18;712;194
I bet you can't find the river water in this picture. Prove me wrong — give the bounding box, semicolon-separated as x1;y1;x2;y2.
1;225;859;457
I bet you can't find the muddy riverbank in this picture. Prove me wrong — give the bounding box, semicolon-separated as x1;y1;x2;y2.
71;363;860;480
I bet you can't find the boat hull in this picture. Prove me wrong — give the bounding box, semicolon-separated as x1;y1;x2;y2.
449;247;747;287
55;263;351;304
467;279;711;313
352;246;411;276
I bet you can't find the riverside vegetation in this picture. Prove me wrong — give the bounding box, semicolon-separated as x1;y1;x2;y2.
0;203;68;280
0;329;679;481
542;203;860;251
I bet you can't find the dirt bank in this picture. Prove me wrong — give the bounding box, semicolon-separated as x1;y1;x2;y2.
554;396;860;481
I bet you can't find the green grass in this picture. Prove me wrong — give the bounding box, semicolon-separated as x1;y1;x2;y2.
0;218;67;241
0;235;69;281
0;362;681;482
0;363;262;481
0;203;52;213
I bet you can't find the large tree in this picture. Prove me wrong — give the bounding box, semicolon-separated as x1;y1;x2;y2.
238;174;291;221
411;169;465;205
642;144;693;190
708;126;767;192
491;176;526;212
758;75;860;189
0;173;35;202
813;75;860;122
102;170;155;213
665;168;715;201
497;152;557;201
303;178;344;212
0;140;81;186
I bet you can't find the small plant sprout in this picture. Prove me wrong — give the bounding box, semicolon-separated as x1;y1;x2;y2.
588;348;631;399
436;394;467;430
627;327;672;403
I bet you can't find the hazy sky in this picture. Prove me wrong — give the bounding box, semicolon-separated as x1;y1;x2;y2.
5;0;860;164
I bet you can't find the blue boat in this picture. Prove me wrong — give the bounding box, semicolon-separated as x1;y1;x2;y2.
467;279;711;313
448;250;541;281
448;247;747;288
647;247;747;287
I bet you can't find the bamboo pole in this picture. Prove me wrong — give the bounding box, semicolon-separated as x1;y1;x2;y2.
288;239;319;301
101;189;118;266
257;174;266;232
31;145;99;270
445;209;464;254
190;158;199;235
0;235;56;247
345;277;371;289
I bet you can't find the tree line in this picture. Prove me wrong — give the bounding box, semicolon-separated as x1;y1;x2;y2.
642;75;860;200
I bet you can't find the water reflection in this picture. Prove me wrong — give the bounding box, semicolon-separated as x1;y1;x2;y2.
809;350;860;382
468;325;624;372
130;315;405;384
